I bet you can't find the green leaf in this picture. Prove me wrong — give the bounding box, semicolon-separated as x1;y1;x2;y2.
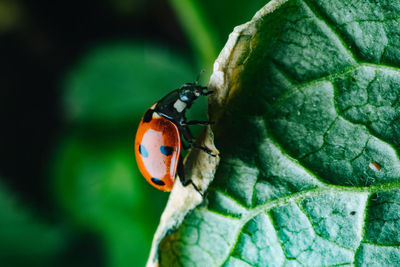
152;0;400;266
63;42;196;125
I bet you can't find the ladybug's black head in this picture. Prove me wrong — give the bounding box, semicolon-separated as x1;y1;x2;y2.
178;83;212;104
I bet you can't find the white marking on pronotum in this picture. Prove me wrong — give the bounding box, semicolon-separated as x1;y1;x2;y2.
152;113;161;119
149;103;161;119
173;99;187;113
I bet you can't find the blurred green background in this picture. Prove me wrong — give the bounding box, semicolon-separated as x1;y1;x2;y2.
0;0;266;266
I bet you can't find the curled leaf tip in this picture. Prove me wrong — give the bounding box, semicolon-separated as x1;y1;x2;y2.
146;125;220;267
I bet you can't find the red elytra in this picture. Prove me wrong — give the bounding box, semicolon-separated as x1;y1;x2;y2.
135;114;181;192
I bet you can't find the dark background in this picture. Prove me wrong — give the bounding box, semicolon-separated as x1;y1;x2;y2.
0;0;266;266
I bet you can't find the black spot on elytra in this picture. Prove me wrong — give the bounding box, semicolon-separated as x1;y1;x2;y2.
350;211;356;216
143;109;154;123
160;146;174;156
139;144;148;158
151;177;165;186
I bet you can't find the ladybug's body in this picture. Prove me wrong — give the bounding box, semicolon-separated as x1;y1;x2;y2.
135;115;181;191
135;80;214;192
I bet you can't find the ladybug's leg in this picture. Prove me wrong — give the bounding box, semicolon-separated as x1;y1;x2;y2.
177;155;203;196
201;90;214;96
184;120;213;126
179;125;216;157
192;143;216;157
181;141;191;150
179;123;195;143
177;155;186;182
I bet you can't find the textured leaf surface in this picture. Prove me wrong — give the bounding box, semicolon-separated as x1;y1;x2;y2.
157;0;400;266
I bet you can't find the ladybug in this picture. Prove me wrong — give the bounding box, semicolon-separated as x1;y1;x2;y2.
135;76;215;192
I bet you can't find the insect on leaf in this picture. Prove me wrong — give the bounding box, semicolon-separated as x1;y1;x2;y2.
149;0;400;266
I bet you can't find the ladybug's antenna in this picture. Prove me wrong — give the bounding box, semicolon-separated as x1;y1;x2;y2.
194;69;205;85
